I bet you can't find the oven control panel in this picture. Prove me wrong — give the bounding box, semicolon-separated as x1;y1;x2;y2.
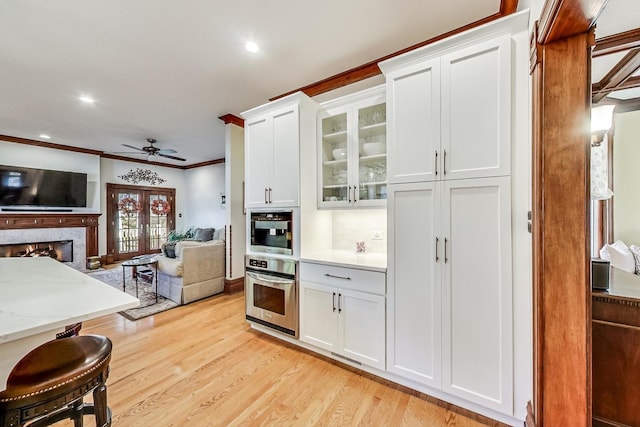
248;258;268;269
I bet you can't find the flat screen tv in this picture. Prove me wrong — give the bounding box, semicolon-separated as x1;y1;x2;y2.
0;165;87;208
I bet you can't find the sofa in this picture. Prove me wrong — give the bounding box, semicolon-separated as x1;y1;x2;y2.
155;237;225;305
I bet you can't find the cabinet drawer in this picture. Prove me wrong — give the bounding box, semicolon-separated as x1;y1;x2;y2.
300;262;385;295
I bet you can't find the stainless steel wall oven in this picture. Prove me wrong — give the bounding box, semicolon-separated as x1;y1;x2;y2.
245;255;298;337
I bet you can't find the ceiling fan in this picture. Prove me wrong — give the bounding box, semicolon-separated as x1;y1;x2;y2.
119;138;186;161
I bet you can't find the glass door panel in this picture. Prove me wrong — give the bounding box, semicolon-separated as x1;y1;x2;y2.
321;112;349;203
358;103;387;202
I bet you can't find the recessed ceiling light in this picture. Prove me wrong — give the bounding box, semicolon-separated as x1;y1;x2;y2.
79;95;95;104
245;41;259;53
39;134;51;139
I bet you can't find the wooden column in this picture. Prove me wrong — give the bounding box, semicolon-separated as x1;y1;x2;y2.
531;29;594;426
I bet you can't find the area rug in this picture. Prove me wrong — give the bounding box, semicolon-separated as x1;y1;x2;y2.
87;267;178;320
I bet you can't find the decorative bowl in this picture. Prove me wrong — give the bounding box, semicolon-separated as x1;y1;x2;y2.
332;148;347;160
362;142;385;156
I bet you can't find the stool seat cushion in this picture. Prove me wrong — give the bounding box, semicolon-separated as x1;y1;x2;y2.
0;335;112;405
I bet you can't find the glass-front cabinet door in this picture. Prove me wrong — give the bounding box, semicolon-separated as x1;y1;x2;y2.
318;86;387;208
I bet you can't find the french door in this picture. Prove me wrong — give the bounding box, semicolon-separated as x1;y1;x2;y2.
106;183;176;261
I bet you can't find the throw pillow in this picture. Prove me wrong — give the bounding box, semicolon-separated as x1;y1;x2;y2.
165;242;177;258
608;243;636;273
194;227;214;242
213;228;225;241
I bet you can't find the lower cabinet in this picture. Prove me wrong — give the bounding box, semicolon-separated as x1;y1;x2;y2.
299;262;386;370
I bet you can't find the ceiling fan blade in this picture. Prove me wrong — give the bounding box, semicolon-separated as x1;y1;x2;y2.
110;151;147;155
158;153;186;161
157;148;177;154
122;144;145;151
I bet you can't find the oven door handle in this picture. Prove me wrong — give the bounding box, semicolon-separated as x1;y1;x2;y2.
246;271;295;286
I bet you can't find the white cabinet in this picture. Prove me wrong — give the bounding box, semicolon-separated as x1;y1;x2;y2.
300;262;386;369
387;177;512;413
318;86;387;208
243;92;317;208
381;12;530;421
385;35;511;185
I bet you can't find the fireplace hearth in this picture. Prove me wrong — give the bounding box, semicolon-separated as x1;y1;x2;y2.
0;240;73;262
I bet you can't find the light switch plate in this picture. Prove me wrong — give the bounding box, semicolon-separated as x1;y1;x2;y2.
371;231;383;240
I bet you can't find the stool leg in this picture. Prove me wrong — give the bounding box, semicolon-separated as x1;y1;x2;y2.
72;399;85;427
93;383;111;427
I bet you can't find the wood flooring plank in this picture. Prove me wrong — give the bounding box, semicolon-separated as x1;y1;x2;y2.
54;292;498;427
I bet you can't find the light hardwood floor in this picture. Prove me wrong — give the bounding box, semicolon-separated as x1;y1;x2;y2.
61;292;502;427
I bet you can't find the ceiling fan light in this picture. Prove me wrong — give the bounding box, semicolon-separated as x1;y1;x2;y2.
245;41;259;53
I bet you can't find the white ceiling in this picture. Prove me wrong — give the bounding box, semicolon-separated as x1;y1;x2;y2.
0;0;503;166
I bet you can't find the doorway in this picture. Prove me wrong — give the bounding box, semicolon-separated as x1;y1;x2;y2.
106;183;176;261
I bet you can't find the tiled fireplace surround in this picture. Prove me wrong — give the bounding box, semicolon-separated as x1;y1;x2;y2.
0;213;100;271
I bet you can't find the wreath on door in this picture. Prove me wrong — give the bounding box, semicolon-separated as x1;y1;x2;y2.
118;196;142;214
150;198;171;216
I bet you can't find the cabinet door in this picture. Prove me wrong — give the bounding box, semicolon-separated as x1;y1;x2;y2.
441;35;511;180
387;181;442;387
245;116;272;208
271;105;300;207
318;108;350;207
387;58;440;184
339;288;386;369
440;177;513;413
354;98;387;207
299;281;338;352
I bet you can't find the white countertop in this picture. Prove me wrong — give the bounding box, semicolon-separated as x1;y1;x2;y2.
300;250;387;272
0;257;140;344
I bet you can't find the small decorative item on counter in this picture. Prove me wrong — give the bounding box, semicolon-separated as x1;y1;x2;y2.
356;240;366;253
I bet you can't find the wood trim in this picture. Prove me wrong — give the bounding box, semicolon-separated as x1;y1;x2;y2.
182;158;225;170
592;49;640;103
224;277;244;294
218;114;245;128
537;0;606;44
1;135;225;170
593;28;640;58
0;134;104;156
270;8;514;101
531;30;594;426
593;75;640;100
101;153;185;169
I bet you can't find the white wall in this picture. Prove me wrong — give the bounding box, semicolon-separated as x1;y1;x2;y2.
0;140;101;212
184;163;226;229
613;110;640;245
99;158;187;255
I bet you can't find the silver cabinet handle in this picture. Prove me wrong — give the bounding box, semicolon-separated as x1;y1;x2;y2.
435;150;438;176
324;273;351;280
348;186;352;203
443;149;447;175
353;185;357;203
268;187;272;204
445;238;448;263
338;293;342;313
435;237;439;262
332;292;336;312
264;187;268;204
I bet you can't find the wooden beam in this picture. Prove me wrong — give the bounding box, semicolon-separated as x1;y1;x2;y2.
537;0;607;44
183;158;225;169
531;28;594;426
270;5;518;101
592;48;640;103
593;28;640;58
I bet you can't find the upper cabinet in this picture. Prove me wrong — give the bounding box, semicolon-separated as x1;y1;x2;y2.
317;86;387;208
384;35;511;184
242;92;318;209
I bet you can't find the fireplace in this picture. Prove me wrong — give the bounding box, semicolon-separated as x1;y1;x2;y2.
0;240;73;262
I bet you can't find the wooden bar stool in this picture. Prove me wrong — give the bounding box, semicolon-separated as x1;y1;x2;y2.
0;335;113;427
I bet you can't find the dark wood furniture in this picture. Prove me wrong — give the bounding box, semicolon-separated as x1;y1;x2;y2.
592;267;640;427
0;335;113;427
0;213;101;257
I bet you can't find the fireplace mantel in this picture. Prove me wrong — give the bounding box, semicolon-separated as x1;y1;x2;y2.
0;213;101;257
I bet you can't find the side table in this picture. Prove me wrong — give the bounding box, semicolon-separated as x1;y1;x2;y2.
121;257;158;305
